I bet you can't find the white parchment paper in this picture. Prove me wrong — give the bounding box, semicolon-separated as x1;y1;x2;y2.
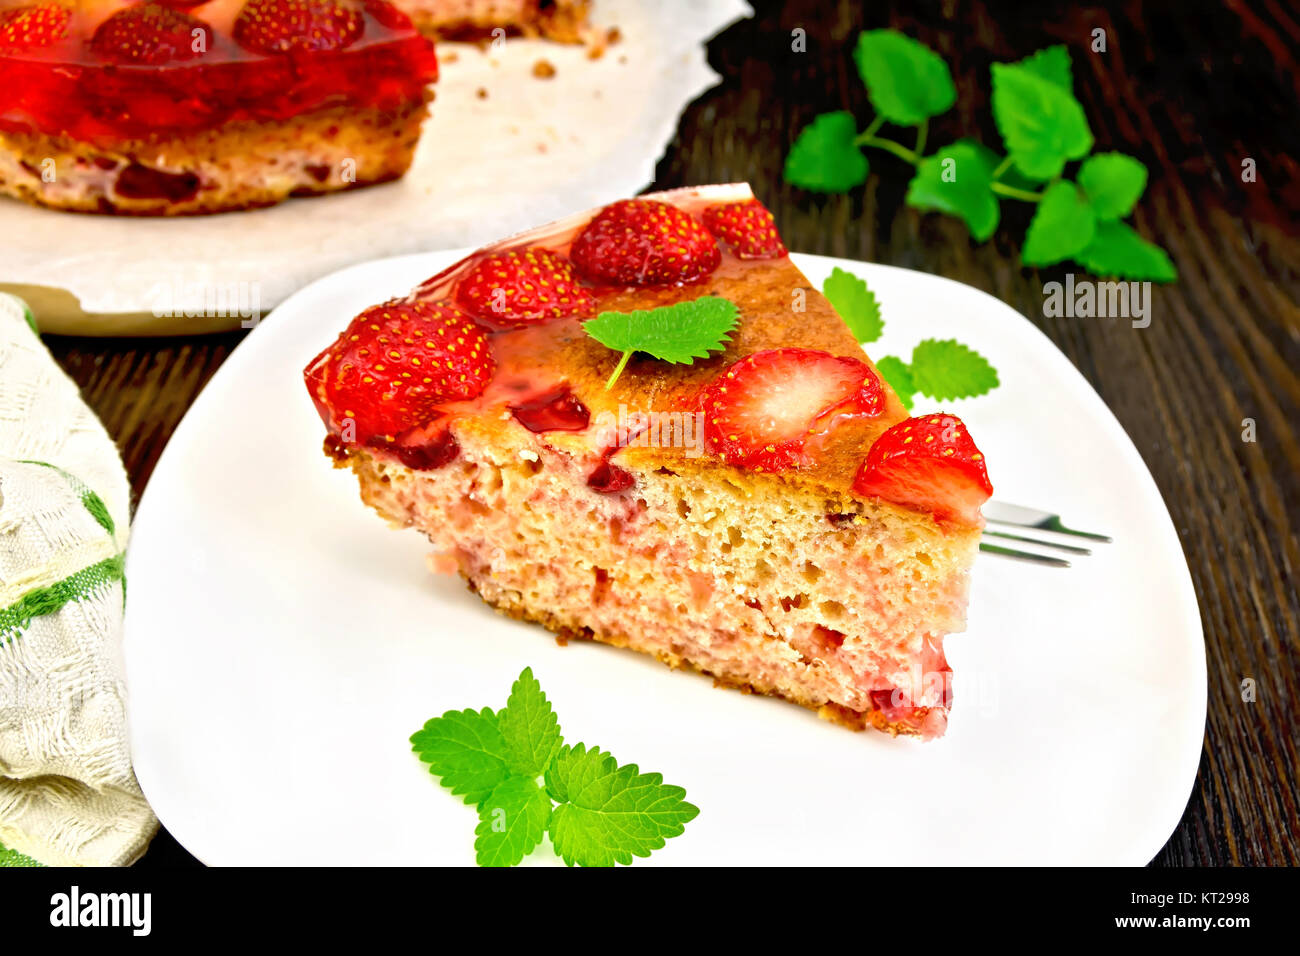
0;0;750;329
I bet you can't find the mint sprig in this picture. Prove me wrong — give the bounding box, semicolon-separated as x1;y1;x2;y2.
784;32;1177;282
822;268;1000;411
1077;152;1148;220
547;744;698;867
905;140;1001;241
475;776;552;867
409;707;510;806
412;668;699;867
783;111;869;191
499;667;563;777
877;339;999;411
990;59;1093;180
823;266;883;343
1022;180;1096;266
852;29;956;126
583;295;739;389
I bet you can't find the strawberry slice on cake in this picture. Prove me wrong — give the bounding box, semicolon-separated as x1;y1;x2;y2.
304;184;993;739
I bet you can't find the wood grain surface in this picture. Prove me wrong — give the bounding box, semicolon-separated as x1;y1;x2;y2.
39;0;1299;866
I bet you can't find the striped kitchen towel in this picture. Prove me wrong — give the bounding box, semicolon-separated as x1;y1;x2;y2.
0;293;157;866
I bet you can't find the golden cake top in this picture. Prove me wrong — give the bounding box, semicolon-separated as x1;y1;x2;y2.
304;184;992;525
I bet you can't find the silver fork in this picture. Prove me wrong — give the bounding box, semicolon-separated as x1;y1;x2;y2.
978;500;1112;568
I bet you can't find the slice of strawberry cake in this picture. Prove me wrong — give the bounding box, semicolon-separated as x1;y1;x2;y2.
303;184;993;739
0;0;438;214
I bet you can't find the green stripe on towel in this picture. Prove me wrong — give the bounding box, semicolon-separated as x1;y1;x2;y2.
0;553;126;645
18;460;116;537
0;840;45;867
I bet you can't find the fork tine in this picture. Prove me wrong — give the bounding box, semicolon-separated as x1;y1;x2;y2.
1037;515;1112;542
982;501;1112;542
978;542;1071;568
982;529;1092;555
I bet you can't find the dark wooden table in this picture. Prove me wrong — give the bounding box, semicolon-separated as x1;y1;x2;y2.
43;0;1299;866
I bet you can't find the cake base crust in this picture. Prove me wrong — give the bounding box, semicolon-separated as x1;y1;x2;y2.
0;99;431;216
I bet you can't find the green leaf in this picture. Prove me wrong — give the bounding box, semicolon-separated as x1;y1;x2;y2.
583;295;739;388
874;356;916;411
1022;180;1097;266
546;744;699;867
823;267;884;343
1017;45;1073;89
1076;220;1178;282
1077;152;1149;220
784;111;869;192
474;776;553;867
990;62;1093;180
905;141;1001;241
853;29;956;125
497;667;563;777
410;707;511;807
909;339;1000;401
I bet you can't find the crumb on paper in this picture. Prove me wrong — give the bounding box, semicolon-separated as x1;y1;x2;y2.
533;59;557;79
586;25;619;60
476;87;489;99
618;54;628;65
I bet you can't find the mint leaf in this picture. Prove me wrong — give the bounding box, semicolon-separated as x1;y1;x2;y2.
909;339;1000;401
784;111;869;192
411;707;510;807
584;295;739;388
991;62;1093;180
1077;152;1148;220
905;141;1000;241
498;667;563;777
823;267;883;343
853;29;956;125
415;671;702;866
1076;220;1177;282
1017;45;1073;89
1022;181;1096;265
474;776;553;867
874;356;916;411
546;744;699;867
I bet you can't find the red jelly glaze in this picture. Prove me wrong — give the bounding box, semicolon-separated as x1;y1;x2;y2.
0;0;438;144
587;458;635;494
869;689;897;712
508;384;590;433
381;428;459;470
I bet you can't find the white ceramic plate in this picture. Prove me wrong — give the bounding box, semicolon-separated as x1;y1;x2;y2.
124;252;1206;865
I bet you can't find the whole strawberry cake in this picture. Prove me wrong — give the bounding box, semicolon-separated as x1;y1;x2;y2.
304;184;993;740
0;0;438;214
